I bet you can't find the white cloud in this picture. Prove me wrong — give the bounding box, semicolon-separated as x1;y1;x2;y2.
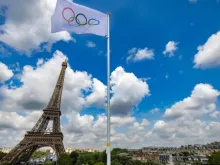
189;0;198;3
143;84;220;147
36;58;44;67
0;51;154;148
111;116;136;126
62;110;220;149
0;0;73;54
131;122;145;131
150;108;160;114
209;111;220;119
164;84;220;119
65;112;94;135
4;51;220;148
85;78;106;108
110;66;150;116
87;41;96;48
0;51;150;117
140;119;150;126
0;111;41;131
64;113;137;148
62;82;220;148
194;31;220;68
0;51;92;113
153;119;205;140
150;117;220;147
163;41;178;57
127;47;154;62
0;62;13;83
153;120;175;139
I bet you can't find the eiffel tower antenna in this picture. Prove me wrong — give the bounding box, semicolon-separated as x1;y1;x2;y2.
0;60;68;164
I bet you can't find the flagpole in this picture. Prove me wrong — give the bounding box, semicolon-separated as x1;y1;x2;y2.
106;13;111;165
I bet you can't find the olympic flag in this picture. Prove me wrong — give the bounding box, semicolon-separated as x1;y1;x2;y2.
51;0;107;36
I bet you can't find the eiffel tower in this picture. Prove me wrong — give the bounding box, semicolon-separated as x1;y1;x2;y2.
0;60;68;165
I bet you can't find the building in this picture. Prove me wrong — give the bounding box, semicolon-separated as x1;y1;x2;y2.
64;148;104;154
172;155;208;165
159;154;174;165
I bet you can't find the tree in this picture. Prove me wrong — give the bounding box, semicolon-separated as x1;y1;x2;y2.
41;162;55;165
77;153;94;164
111;161;122;165
101;150;107;164
75;160;82;165
32;150;48;159
180;151;190;156
93;152;102;163
57;153;73;165
208;151;220;165
70;151;79;165
111;148;128;156
0;151;6;160
94;162;105;165
0;163;10;165
132;160;142;165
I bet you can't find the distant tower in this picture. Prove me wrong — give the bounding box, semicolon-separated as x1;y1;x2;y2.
0;60;68;164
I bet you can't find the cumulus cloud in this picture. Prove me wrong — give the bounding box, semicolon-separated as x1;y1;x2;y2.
0;51;150;116
163;41;178;57
36;58;44;67
0;111;41;131
0;0;73;54
62;110;220;148
2;53;220;149
194;31;220;68
62;82;220;148
127;47;154;62
0;62;13;83
0;51;92;113
144;83;220;147
209;111;220;119
153;119;205;140
150;117;220;147
164;84;220;119
86;41;96;48
129;119;150;132
111;116;136;126
85;78;106;108
65;112;94;135
189;0;198;3
0;50;153;148
153;120;175;139
150;108;160;114
110;66;150;116
63;113;138;148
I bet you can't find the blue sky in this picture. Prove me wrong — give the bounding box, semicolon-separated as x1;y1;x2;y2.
0;0;220;149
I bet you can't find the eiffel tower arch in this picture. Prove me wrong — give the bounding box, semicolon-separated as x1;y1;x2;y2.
0;60;68;165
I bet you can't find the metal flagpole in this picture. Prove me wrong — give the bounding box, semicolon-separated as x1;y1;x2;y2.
106;13;111;165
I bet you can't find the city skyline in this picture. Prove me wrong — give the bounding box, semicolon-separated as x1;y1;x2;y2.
0;0;220;150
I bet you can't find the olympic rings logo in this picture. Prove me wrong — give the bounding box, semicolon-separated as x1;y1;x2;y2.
62;7;100;27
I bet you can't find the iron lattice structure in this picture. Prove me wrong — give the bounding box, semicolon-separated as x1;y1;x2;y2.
0;60;68;165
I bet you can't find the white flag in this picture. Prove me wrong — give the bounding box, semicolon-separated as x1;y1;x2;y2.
51;0;107;37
